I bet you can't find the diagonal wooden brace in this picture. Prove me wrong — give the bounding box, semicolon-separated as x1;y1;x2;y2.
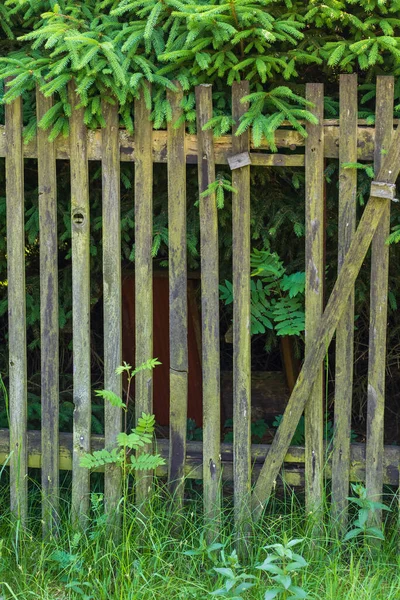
251;125;400;522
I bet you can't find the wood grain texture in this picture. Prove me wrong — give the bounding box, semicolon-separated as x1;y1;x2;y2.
0;123;378;164
69;81;91;527
231;81;252;550
102;101;123;522
5;84;28;524
304;84;325;520
332;74;358;531
37;88;59;535
366;76;394;527
134;84;154;508
251;122;400;522
0;431;399;487
196;84;221;541
167;84;188;511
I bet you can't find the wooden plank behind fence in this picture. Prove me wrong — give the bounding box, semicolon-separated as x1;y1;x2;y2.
69;82;91;526
196;84;221;540
37;88;59;535
134;84;154;508
5;84;28;523
231;81;251;549
167;84;188;510
366;76;394;526
251;123;400;522
332;74;358;531
102;100;122;520
304;83;325;518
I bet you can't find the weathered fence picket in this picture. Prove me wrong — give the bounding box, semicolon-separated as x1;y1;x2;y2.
196;84;221;540
37;88;60;535
304;83;325;519
167;84;188;512
5;84;28;524
365;76;394;527
231;81;252;548
102;100;123;520
134;85;154;508
332;74;358;531
69;81;91;526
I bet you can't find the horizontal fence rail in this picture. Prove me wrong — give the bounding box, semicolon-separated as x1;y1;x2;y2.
0;430;398;487
0;123;387;164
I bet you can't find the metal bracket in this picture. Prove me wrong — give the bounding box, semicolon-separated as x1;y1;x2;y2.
370;181;397;200
227;151;251;170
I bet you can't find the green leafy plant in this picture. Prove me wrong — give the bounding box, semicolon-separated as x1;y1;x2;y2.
211;549;256;599
257;538;308;600
344;483;391;543
220;248;305;339
198;174;238;210
80;359;165;473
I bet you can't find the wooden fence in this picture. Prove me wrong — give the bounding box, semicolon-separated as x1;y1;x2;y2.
1;74;399;540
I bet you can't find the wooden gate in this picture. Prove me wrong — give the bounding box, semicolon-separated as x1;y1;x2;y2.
0;74;399;540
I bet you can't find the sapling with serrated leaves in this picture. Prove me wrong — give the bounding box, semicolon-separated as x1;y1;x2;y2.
80;359;165;475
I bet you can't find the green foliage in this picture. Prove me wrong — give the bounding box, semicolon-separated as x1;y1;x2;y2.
257;538;308;600
199;174;237;210
220;248;305;339
344;483;391;543
341;162;375;179
211;549;256;599
80;361;165;472
1;0;400;144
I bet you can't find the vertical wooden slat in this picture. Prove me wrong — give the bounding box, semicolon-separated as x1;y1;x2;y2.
69;81;91;526
366;76;394;526
331;74;358;532
231;81;251;550
134;84;154;508
304;83;325;519
37;88;59;535
167;84;188;509
195;84;221;540
5;84;28;523
102;100;122;520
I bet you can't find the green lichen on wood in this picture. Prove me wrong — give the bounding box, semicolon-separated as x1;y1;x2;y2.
37;87;60;536
5;84;28;524
69;81;91;527
331;74;358;533
366;76;394;528
134;84;154;508
304;83;325;521
102;100;123;523
196;84;221;541
232;80;252;551
167;84;188;513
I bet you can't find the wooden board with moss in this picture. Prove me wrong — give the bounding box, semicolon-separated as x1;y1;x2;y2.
196;84;221;541
69;81;91;527
167;83;188;512
231;81;252;549
366;76;394;527
37;87;59;535
134;84;154;508
102;100;123;522
304;83;325;520
5;82;28;524
331;74;358;532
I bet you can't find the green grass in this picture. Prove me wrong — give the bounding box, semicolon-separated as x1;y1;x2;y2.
0;482;398;600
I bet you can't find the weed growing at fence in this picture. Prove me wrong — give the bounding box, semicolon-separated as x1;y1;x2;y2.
0;484;398;600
